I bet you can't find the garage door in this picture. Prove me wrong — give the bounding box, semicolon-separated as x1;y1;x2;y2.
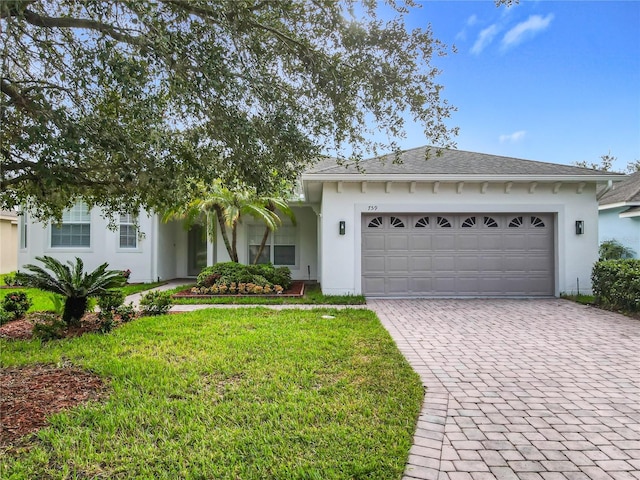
362;213;554;296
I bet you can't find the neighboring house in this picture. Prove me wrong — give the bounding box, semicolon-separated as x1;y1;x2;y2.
0;210;18;274
19;146;622;296
598;171;640;257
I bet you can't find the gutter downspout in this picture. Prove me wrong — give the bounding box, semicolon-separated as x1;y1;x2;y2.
596;180;614;201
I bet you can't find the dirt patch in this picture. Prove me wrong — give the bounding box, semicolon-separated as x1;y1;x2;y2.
0;312;128;341
0;364;108;448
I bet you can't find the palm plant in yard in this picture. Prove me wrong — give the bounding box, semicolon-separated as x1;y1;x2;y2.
16;256;126;327
165;182;295;263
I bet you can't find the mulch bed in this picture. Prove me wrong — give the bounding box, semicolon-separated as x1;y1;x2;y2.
0;364;108;448
172;280;305;298
0;312;120;448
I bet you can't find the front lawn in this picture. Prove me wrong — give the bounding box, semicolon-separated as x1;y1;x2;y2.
1;308;422;479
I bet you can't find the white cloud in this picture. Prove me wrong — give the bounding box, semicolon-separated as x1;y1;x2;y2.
499;131;527;143
501;14;554;49
456;14;479;41
467;14;478;26
471;24;499;55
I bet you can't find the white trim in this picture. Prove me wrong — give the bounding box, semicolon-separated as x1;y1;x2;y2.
599;201;640;211
303;173;624;183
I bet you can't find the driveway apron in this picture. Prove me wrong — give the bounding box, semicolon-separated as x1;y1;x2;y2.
368;299;640;480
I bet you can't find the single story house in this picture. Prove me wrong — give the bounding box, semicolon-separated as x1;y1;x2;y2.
598;171;640;257
1;210;18;274
18;146;622;296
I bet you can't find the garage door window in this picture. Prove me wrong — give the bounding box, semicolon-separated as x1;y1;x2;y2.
461;216;476;228
390;216;405;228
415;217;430;228
484;216;499;228
509;216;524;228
368;216;383;228
437;216;452;228
531;216;545;227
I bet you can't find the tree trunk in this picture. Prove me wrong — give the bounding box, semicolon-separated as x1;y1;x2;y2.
253;227;270;265
214;206;236;262
231;220;238;262
63;296;88;327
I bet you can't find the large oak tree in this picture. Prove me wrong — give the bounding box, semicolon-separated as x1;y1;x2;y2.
1;0;458;220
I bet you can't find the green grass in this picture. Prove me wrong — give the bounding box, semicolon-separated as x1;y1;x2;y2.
118;281;166;296
1;308;423;479
171;283;367;305
560;293;596;305
0;276;164;313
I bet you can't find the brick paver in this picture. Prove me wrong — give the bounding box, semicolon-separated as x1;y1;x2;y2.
368;299;640;480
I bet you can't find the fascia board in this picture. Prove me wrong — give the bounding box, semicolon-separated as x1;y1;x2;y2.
301;173;625;183
598;202;640;211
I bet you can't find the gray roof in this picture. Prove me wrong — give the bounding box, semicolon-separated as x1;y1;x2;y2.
598;171;640;205
306;146;621;177
0;210;17;218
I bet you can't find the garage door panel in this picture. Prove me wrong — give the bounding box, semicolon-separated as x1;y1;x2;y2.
410;235;432;250
432;234;455;249
362;277;386;295
363;234;385;252
411;256;432;273
362;256;385;274
386;256;409;272
386;235;409;250
456;256;479;272
362;213;554;296
387;277;409;294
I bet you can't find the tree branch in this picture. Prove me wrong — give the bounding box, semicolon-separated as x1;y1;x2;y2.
11;7;147;46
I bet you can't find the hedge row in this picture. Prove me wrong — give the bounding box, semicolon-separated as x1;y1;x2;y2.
197;262;292;291
592;259;640;312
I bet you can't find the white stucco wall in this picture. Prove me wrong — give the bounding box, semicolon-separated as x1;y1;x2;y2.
18;209;156;283
318;180;600;296
598;207;640;258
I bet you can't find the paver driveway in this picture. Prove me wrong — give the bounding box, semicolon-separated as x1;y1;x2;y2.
368;299;640;480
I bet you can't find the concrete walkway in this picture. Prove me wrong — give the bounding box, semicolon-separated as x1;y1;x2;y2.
368;298;640;480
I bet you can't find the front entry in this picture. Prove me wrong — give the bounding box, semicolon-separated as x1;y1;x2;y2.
187;225;208;276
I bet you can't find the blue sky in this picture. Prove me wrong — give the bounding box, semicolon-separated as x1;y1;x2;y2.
392;1;640;171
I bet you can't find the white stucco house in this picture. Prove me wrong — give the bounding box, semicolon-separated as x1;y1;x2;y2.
598;171;640;258
18;146;622;296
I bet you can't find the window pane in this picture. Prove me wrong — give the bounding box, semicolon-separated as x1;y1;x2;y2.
120;224;137;248
249;245;271;265
274;245;295;265
274;226;296;245
51;224;90;247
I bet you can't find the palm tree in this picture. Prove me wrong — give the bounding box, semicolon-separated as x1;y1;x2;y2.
16;256;126;327
165;183;295;263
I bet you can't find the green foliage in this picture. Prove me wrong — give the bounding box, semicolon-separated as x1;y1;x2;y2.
1;291;32;320
97;290;126;313
592;259;640;311
139;291;173;316
115;303;136;323
15;256;126;327
599;239;635;260
0;307;14;326
32;315;67;341
2;1;456;220
2;272;23;287
197;262;292;290
49;294;65;316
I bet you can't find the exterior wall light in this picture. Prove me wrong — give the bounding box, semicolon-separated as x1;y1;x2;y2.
575;220;584;235
339;221;346;235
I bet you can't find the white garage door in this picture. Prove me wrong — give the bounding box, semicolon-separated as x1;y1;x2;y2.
362;213;554;296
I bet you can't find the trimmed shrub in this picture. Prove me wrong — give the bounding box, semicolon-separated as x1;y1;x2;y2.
1;291;31;320
592;259;640;312
116;303;136;322
97;290;126;313
599;239;635;260
139;291;173;316
197;262;292;290
33;315;67;341
0;307;14;326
